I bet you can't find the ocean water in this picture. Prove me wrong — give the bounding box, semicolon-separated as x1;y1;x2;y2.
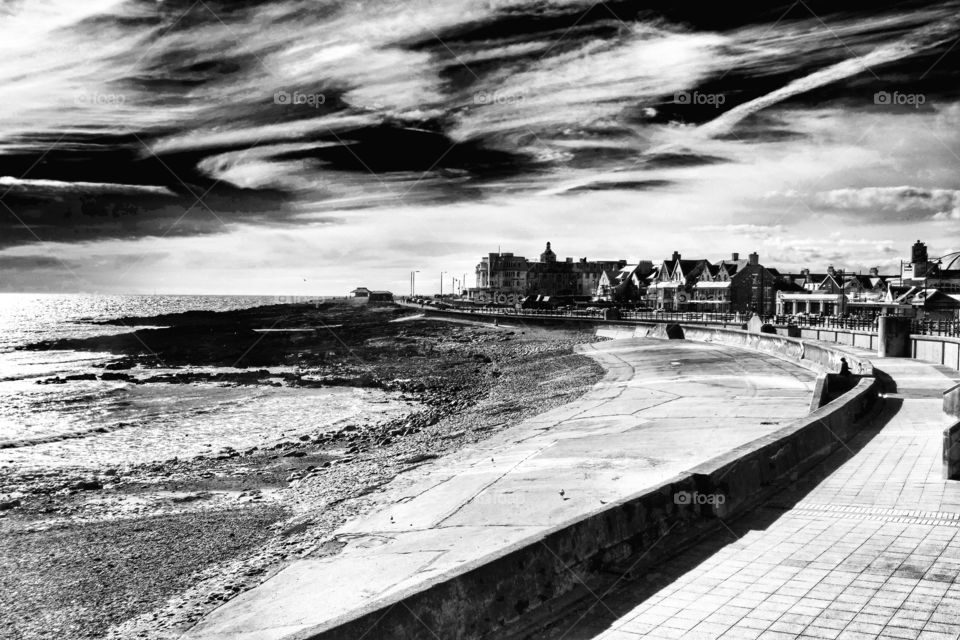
0;294;413;471
0;293;281;352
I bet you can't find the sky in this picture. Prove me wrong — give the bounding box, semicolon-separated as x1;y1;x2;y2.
0;0;959;295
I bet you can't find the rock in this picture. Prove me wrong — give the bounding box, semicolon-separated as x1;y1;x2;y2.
100;372;136;382
0;499;21;510
74;479;103;491
282;451;306;458
401;453;439;464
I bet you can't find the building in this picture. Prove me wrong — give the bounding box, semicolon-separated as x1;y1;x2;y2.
707;252;780;315
774;241;960;319
669;252;782;314
350;288;393;302
646;251;779;313
892;241;960;319
596;262;655;302
776;264;902;317
647;251;712;310
468;242;626;304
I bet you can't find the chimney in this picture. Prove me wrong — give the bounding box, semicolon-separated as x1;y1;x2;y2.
827;265;836;276
731;252;739;261
748;252;759;265
671;251;681;262
869;267;879;276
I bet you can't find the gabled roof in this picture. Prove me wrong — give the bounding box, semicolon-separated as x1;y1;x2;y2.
715;259;751;276
599;269;619;285
676;259;707;273
672;259;710;283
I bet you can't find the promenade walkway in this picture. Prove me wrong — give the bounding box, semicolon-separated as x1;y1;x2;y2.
535;353;960;640
185;338;816;640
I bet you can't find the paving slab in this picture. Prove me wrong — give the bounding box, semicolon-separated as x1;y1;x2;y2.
184;338;816;640
542;350;960;640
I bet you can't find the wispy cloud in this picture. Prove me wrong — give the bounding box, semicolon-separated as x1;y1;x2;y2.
2;0;960;291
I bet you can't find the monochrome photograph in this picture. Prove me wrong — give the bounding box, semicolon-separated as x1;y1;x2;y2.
1;1;960;639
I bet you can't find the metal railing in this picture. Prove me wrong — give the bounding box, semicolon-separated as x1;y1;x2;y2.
911;320;960;337
401;301;960;337
779;316;879;332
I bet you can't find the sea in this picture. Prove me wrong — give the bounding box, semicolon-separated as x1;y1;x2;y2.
0;294;413;472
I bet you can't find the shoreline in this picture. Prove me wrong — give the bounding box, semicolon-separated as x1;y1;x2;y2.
0;303;606;640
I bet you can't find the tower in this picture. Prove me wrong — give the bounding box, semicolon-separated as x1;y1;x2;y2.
540;241;557;263
912;240;928;265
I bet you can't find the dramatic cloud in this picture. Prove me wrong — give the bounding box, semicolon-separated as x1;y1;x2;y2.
814;186;960;220
1;0;960;291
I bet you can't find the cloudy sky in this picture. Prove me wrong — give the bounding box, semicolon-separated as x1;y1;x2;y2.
1;0;959;295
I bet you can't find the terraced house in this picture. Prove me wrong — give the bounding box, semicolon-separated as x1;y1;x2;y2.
647;252;712;311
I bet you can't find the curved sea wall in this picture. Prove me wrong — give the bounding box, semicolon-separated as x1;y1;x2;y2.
291;322;879;640
596;323;873;376
299;379;879;640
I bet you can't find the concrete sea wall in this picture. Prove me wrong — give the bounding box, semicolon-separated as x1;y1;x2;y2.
595;323;873;376
297;322;879;640
302;379;879;640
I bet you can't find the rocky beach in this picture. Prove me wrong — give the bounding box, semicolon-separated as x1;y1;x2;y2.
0;301;605;640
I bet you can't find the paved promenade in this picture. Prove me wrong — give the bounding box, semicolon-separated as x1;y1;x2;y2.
538;353;960;640
185;338;816;640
